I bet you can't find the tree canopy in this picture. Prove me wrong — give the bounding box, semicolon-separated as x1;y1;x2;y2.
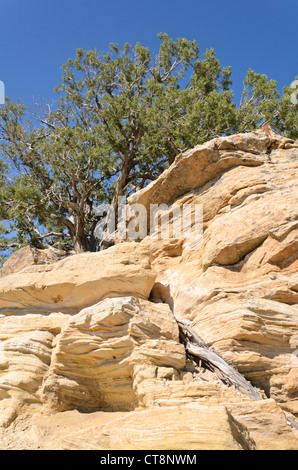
0;33;297;264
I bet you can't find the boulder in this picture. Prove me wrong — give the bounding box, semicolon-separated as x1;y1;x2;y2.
0;242;156;313
1;246;62;277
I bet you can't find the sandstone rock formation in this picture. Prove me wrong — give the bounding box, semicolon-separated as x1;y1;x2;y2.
0;242;155;312
0;246;64;277
0;128;297;450
134;129;298;419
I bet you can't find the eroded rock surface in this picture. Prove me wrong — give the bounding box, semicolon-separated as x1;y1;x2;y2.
0;242;155;312
0;128;297;450
138;129;298;417
38;296;185;412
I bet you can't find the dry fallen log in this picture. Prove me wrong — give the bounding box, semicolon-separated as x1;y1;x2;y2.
286;415;298;431
177;318;263;401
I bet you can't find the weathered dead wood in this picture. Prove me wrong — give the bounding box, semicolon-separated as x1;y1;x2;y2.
286;415;298;430
177;318;263;401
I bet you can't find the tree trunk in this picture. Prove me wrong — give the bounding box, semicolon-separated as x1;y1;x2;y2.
111;163;129;220
87;219;99;252
100;158;131;250
73;216;87;253
177;319;263;401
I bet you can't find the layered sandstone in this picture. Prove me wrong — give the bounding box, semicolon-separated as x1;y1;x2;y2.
135;129;298;416
0;242;155;312
0;128;297;450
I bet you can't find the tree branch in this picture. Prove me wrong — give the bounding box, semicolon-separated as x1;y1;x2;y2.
177;318;263;401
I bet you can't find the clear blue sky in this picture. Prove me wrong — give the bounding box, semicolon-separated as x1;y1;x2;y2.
0;0;297;107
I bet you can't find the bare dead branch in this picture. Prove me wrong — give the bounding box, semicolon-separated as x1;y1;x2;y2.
177;318;263;401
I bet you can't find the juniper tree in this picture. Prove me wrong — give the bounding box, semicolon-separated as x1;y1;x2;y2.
0;34;296;262
236;69;298;137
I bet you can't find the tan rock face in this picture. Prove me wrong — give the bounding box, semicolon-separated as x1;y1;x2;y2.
0;312;68;427
39;296;185;412
0;242;156;427
138;130;298;418
0;242;155;313
0;128;297;450
60;399;298;451
61;403;256;450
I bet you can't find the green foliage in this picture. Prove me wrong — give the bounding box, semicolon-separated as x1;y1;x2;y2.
237;69;298;136
275;77;298;139
0;34;297;264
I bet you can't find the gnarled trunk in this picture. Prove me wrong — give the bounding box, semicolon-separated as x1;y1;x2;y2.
73;216;87;253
